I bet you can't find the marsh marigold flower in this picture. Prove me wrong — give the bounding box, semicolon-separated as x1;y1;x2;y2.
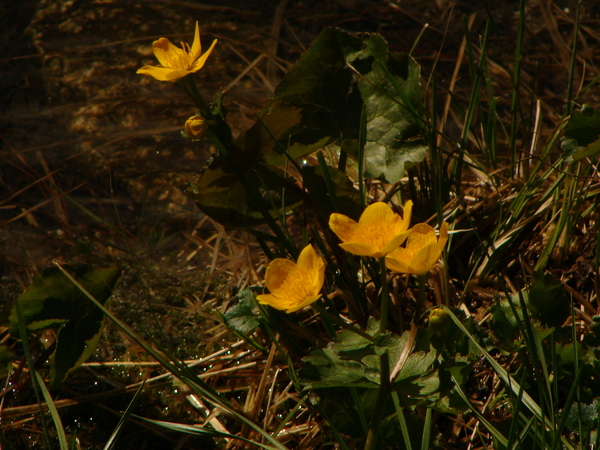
329;201;413;258
184;115;208;140
256;245;326;313
386;222;449;275
137;22;217;82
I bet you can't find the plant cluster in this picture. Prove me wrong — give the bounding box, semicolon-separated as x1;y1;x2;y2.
4;6;600;448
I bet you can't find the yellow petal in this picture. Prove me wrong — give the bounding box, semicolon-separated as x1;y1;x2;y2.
359;200;412;232
190;22;202;61
136;65;179;81
329;201;413;257
256;293;294;311
185;115;208;139
264;259;302;294
296;245;326;293
406;223;437;250
259;246;326;313
409;242;443;275
358;202;396;226
378;229;411;255
296;244;317;270
438;221;449;248
329;212;359;243
263;259;315;305
385;248;412;273
386;222;449;275
190;38;217;72
402;200;413;228
339;242;380;257
285;294;322;313
153;38;188;69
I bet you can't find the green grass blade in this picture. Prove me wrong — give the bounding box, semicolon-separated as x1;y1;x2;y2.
512;414;536;449
103;380;147;450
350;387;369;437
392;392;412;450
54;262;289;450
445;306;576;449
512;291;554;419
565;1;580;115
132;416;278;449
552;365;584;449
508;0;526;171
34;371;68;450
505;373;526;448
272;395;308;438
15;301;53;449
452;379;508;447
442;306;543;419
420;407;432;450
357;105;367;209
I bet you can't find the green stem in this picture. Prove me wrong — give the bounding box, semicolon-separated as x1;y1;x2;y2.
179;75;211;117
207;130;295;256
312;300;374;342
416;274;426;319
365;351;391;450
178;76;294;256
378;257;389;335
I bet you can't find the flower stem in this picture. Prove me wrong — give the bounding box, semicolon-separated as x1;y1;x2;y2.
312;300;374;342
177;77;295;257
179;76;211;117
365;351;391;450
416;274;426;319
378;257;389;335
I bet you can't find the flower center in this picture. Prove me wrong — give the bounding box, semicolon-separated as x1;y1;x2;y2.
354;222;398;249
278;270;313;301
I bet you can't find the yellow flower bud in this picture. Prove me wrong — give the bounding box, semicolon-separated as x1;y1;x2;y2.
185;115;208;140
429;307;449;327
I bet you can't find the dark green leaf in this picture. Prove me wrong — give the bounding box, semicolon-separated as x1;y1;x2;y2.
564;401;599;432
50;315;107;389
561;104;600;162
9;265;121;388
302;317;442;402
192;28;428;228
0;345;14;379
238;28;427;179
302;164;362;221
528;271;570;328
347;34;428;182
224;288;261;334
263;28;364;161
187;162;301;228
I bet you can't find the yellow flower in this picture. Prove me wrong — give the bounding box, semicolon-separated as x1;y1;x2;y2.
256;245;326;313
137;22;217;82
185;115;208;139
385;222;449;275
329;201;413;258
